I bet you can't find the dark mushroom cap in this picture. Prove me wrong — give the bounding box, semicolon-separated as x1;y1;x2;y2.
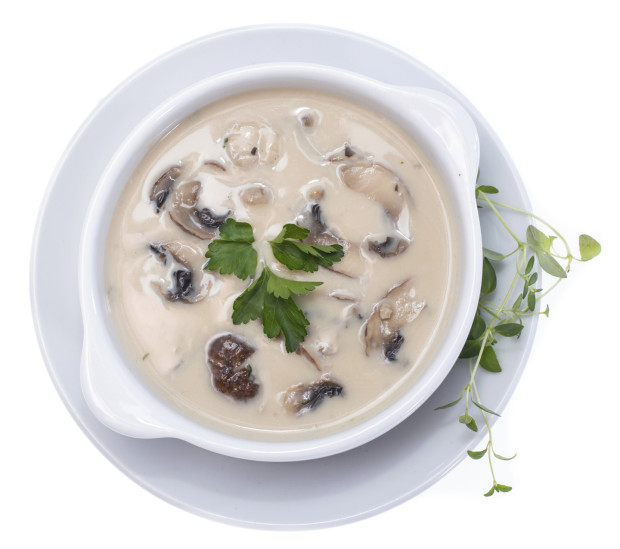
206;334;259;400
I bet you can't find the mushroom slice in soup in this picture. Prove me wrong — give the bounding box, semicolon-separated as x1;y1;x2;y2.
150;165;182;213
281;378;344;415
297;203;345;248
149;241;210;303
325;142;359;163
364;279;425;362
202;160;227;173
168;180;230;239
239;183;273;206
296;344;323;371
296;202;349;251
224;122;283;169
206;334;259;400
367;235;410;258
296;203;367;279
339;162;405;221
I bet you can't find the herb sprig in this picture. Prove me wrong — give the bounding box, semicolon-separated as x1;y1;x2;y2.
436;184;601;496
270;224;344;272
204;219;344;352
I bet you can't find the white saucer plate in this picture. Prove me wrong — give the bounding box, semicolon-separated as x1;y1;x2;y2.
31;24;537;529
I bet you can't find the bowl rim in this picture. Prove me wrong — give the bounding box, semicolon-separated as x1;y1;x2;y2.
78;61;482;461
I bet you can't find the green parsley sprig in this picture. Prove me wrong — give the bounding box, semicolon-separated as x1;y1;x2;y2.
204;218;344;352
270;224;344;272
436;183;601;496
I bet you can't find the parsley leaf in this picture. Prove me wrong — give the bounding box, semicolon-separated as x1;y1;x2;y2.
265;269;322;298
231;267;319;352
231;268;269;324
269;224;344;272
204;218;257;280
262;292;310;352
206;219;342;353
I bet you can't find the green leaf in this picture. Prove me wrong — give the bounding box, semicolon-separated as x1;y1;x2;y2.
472;400;501;416
493;452;517;461
528;272;538;286
494;323;524;338
480;257;497;296
459;339;482;359
477;185;499;194
578;234;601;261
205;240;257;280
524;255;535;275
218;217;255;242
205;219;257;280
270;223;310;243
511;294;523;310
459;414;478;432
468;311;486;340
484;486;496;497
262;292;310;352
231;270;269;324
495;484;513;493
526;225;553;253
434;395;463;410
231;266;321;352
465;418;479;432
467;448;488;460
527;291;536;312
538;251;567;278
480;346;502;372
483;248;505;261
270;225;344;273
522;279;529;299
265;269;322;299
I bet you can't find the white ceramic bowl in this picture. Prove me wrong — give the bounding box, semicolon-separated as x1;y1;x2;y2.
79;63;481;462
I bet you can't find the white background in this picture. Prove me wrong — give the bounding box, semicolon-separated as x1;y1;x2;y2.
3;1;619;546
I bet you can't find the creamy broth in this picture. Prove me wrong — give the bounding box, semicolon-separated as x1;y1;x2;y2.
105;88;456;440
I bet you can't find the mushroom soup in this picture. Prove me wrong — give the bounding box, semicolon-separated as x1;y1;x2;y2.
105;88;458;440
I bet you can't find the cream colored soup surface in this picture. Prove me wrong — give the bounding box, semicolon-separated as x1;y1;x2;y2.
105;88;457;441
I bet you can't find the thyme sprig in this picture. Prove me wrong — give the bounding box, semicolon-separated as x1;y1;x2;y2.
436;184;601;496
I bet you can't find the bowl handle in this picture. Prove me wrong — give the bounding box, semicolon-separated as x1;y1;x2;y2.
80;333;171;439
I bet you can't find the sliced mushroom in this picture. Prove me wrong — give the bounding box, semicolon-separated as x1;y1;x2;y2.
224;123;282;168
281;379;343;415
296;203;367;278
150;166;182;213
339;162;405;220
257;126;283;166
364;279;425;361
149;241;210;303
326;142;359;163
296;344;323;371
297;108;321;131
328;289;357;302
206;334;259;400
297;203;346;248
368;236;410;258
169;180;230;239
239;183;273;206
203;160;227;173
